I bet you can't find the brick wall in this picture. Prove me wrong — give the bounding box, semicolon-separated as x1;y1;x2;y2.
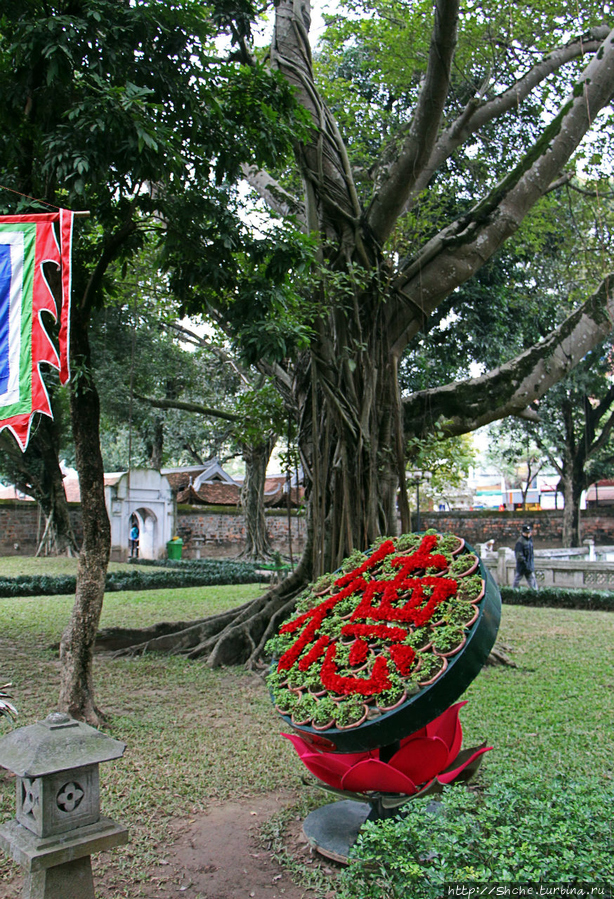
418;509;614;548
3;500;614;557
0;501;82;555
176;506;307;558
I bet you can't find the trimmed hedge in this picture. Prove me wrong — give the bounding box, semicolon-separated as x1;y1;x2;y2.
126;557;260;573
0;560;265;598
501;585;614;611
339;771;614;897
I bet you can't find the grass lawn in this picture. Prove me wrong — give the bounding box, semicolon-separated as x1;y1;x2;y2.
0;556;144;577
0;577;613;896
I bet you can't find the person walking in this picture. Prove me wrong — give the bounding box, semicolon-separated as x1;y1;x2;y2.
129;522;140;559
513;524;537;589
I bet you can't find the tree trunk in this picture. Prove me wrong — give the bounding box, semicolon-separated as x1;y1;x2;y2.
35;418;79;556
146;415;164;470
58;311;110;725
238;436;276;561
0;416;79;555
296;302;406;578
560;477;582;548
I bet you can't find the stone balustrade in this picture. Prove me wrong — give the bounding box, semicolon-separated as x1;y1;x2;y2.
480;546;614;590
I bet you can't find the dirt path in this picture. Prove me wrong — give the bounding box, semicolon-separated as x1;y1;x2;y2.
1;793;336;899
151;795;314;899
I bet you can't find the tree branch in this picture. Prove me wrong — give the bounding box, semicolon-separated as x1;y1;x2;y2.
588;395;614;457
398;28;610;214
81;215;138;315
135;394;241;422
367;0;459;244
165;321;252;384
271;0;364;251
241;164;306;225
389;26;614;357
403;276;614;439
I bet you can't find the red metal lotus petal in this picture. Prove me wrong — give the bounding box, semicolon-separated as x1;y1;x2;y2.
297;753;356;790
426;700;467;757
399;725;428;747
340;759;418;795
436;746;491;784
388;735;450;784
281;733;372;765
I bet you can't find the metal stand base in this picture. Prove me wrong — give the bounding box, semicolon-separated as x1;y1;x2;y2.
302;800;370;864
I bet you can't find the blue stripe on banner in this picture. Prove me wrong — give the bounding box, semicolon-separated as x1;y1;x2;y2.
0;244;11;395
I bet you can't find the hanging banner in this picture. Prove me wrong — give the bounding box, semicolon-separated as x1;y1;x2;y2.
0;209;73;450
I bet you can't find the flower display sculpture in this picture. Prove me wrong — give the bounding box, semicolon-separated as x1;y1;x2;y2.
283;701;490;803
266;531;499;750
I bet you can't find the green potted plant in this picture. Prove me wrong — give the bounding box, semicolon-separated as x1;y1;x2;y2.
437;600;479;628
311;696;337;730
376;672;407;711
416;651;447;686
455;574;485;602
394;533;422;552
264;632;294;659
313;573;333;595
435;533;465;555
334;698;368;729
291;693;318;726
449;553;479;578
430;625;466;657
403;628;432;651
273;687;299;716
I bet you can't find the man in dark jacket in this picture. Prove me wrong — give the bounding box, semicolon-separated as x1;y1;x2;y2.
513;524;537;589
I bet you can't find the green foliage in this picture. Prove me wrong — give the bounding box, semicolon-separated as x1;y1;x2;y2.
405;431;476;504
166;201;316;365
0;0;311;361
339;772;614;897
486;419;549;491
501;585;614;611
317;0;612;209
0;560;264;597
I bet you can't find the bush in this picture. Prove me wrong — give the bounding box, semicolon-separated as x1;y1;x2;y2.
339;771;614;899
501;585;614;611
0;560;265;597
129;558;259;574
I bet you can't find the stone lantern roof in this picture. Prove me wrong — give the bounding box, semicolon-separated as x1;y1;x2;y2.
0;712;125;777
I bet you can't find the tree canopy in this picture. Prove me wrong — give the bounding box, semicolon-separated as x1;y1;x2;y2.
108;0;614;668
0;0;310;717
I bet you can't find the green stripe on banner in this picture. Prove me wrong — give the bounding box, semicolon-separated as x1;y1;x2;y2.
0;222;35;417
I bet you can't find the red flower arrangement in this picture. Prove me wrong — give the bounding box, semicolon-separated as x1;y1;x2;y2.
266;532;485;730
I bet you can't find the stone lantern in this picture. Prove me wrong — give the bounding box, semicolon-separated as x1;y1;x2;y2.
0;711;128;899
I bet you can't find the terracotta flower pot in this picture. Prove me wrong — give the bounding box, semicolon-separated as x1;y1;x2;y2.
417;655;448;687
450;555;479;578
433;633;467;658
291;712;313;727
312;717;335;731
376;690;408;713
335;704;369;730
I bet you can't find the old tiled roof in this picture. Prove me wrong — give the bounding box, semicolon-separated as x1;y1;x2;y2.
177;483;241;506
176;480;305;508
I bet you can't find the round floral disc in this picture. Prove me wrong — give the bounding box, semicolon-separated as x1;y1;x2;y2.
267;532;501;753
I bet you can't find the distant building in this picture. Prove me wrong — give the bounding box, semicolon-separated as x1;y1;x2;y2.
586;480;614;508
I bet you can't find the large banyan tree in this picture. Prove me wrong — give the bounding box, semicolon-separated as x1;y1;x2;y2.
109;0;614;665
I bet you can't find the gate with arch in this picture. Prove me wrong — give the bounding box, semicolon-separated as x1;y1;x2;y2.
105;470;175;561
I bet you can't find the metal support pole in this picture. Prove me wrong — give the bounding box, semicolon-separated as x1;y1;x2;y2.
415;482;421;532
